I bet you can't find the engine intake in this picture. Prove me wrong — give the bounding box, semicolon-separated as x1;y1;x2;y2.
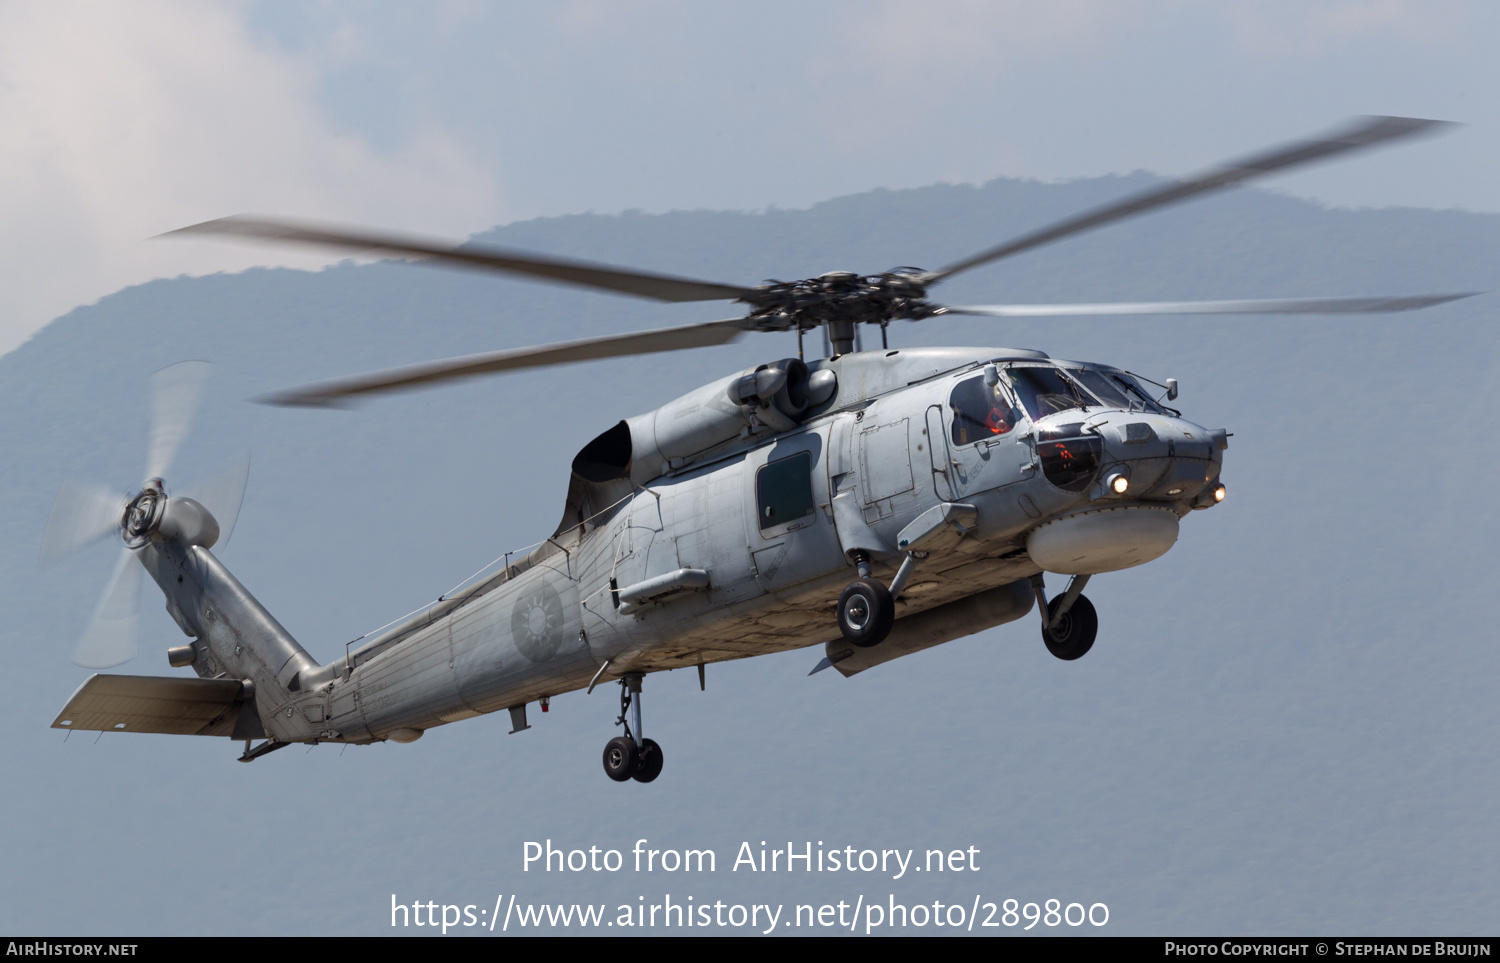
623;359;813;483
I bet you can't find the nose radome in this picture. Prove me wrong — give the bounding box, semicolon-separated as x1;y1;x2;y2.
1081;412;1226;504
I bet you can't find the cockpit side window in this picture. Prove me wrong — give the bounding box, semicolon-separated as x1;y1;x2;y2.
1005;365;1092;420
948;375;1017;446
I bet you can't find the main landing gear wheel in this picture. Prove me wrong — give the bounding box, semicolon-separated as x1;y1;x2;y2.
837;577;895;647
1042;593;1098;661
602;673;666;783
633;738;664;783
603;736;638;781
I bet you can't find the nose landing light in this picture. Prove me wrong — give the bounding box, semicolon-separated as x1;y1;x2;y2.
1192;483;1227;509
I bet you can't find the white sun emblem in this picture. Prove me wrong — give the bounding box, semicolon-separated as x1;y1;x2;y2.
511;582;566;662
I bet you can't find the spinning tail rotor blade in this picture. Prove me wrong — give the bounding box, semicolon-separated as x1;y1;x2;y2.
942;293;1479;318
926;116;1454;285
39;481;125;566
259;318;749;407
46;364;234;668
73;548;143;669
161;216;758;304
145;361;211;482
183;452;251;546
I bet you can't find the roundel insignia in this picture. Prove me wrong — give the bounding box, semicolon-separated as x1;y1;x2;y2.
511;581;566;663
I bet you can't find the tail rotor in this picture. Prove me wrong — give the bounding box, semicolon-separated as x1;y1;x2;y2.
40;361;249;669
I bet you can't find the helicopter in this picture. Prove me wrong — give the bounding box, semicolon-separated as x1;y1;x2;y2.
43;116;1475;783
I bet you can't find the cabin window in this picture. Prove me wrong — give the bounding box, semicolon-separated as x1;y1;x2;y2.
756;452;815;532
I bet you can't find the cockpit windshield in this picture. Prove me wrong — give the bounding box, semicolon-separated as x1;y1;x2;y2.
1004;365;1094;419
1005;364;1167;418
1069;368;1134;409
1086;368;1167;413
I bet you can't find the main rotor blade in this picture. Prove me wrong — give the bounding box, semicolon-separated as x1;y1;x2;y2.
927;116;1453;285
145;360;211;482
40;481;125;565
163;216;759;304
259;318;750;407
73;548;142;669
941;293;1478;318
183;452;251;547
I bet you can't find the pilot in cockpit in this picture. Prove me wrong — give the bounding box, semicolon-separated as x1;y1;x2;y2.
948;374;1017;446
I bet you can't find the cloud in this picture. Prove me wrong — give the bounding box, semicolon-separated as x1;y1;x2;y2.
0;0;497;356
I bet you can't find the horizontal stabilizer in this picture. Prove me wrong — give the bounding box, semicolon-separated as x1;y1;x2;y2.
52;674;260;738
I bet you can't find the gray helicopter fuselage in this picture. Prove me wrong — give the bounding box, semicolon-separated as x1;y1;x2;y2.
130;346;1224;747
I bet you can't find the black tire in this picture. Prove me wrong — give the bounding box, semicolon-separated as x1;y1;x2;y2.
632;738;664;783
603;736;639;781
1042;593;1098;661
838;577;895;648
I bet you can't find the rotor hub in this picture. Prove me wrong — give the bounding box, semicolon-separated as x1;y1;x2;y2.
745;269;940;335
122;482;166;548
